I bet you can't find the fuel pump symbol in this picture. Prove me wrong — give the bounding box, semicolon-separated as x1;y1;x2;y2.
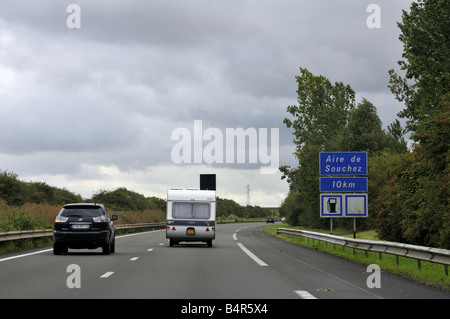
327;198;337;213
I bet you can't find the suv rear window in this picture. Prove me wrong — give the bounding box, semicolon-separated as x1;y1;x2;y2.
60;206;104;218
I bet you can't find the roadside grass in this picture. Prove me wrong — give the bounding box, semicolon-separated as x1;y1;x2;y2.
0;237;53;254
264;224;450;291
0;200;165;228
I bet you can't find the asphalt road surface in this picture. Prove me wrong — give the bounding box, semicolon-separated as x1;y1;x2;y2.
1;222;449;301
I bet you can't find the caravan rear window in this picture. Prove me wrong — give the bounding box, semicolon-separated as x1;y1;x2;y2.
172;202;211;219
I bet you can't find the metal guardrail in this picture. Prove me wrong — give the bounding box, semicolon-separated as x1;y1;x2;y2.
0;229;54;242
277;228;450;276
0;223;166;242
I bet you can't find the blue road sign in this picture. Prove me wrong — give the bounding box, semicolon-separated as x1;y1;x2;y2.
345;194;368;217
320;193;368;218
320;194;343;217
320;152;367;175
320;177;368;192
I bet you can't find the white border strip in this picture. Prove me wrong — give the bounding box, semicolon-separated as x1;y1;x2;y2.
0;248;52;263
236;243;268;267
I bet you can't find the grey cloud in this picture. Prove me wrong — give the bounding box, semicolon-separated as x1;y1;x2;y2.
0;0;414;205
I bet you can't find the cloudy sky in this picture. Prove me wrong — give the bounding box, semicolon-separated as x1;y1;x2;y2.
0;0;413;207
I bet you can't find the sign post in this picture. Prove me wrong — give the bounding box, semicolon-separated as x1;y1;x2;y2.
319;152;368;236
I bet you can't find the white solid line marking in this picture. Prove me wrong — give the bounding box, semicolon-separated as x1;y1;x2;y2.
294;290;317;299
130;257;139;261
0;248;53;263
236;243;268;267
232;233;238;240
100;272;114;278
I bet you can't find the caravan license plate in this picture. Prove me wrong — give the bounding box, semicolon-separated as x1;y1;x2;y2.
186;228;195;235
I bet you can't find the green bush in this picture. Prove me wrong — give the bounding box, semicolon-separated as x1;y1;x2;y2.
0;210;51;232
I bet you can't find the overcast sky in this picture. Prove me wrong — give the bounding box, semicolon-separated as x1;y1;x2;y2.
0;0;413;207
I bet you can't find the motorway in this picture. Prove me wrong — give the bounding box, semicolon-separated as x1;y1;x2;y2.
0;222;449;301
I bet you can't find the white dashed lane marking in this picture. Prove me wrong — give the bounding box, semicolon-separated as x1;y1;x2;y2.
294;290;317;299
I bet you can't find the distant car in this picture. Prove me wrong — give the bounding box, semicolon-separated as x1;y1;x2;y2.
266;217;275;223
53;203;118;255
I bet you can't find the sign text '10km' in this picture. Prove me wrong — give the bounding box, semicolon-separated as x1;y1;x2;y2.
320;177;367;192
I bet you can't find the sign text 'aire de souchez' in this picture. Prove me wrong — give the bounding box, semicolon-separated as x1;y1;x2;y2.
320;152;367;175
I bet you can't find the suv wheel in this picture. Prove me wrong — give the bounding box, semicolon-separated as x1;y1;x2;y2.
53;243;67;255
110;238;115;253
102;243;111;255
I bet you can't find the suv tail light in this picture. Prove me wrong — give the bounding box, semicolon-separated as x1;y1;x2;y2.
93;215;106;223
55;216;69;223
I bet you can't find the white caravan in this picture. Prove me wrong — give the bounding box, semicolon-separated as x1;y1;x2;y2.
166;188;216;247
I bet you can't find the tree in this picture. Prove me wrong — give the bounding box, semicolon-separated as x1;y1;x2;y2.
375;0;449;248
92;187;155;211
0;171;27;206
386;119;408;154
281;67;355;227
279;191;303;226
388;0;449;141
332;99;407;155
284;67;355;149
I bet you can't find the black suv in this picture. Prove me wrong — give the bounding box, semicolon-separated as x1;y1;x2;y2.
53;203;118;255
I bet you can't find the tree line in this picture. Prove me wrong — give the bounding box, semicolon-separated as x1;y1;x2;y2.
92;187;166;212
216;197;275;219
0;170;274;220
0;170;83;206
280;0;449;249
